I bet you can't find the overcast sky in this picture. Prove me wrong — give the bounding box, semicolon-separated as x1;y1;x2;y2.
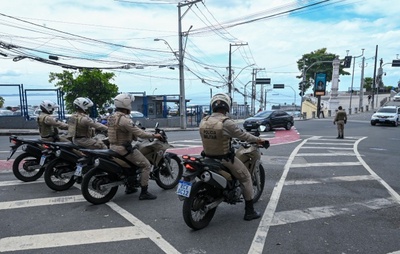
0;0;399;108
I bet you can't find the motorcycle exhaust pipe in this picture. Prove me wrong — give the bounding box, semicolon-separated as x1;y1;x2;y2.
200;171;227;189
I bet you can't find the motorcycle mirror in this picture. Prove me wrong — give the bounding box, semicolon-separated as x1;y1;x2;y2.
258;125;266;132
155;122;159;129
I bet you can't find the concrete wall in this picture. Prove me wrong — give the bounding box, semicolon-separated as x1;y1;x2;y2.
0;116;38;129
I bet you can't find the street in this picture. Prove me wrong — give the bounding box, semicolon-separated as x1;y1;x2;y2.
0;118;399;254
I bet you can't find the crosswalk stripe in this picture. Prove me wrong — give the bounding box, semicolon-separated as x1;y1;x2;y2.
0;226;146;252
270;198;396;226
284;175;376;185
0;179;44;187
290;162;362;168
0;195;85;210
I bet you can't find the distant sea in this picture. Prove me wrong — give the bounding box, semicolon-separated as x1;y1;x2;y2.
0;93;60;108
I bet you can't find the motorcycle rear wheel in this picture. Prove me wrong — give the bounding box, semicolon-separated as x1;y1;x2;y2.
81;168;118;205
154;155;183;189
12;153;44;182
182;182;217;230
44;158;76;191
252;164;265;203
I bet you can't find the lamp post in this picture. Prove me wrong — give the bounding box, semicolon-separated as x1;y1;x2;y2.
228;42;248;99
204;67;227;84
349;49;364;114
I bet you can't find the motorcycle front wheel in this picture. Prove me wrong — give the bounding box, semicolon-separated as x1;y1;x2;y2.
182;182;217;230
252;164;265;203
44;158;76;191
154;154;183;189
12;153;44;182
81;168;119;205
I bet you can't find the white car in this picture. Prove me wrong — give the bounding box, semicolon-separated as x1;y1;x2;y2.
370;106;400;126
393;92;400;101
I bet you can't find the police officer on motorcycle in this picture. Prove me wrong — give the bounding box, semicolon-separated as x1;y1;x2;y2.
199;93;267;221
37;100;70;142
107;93;162;200
68;97;108;149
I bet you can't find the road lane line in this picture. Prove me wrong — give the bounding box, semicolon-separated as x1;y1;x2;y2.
354;137;400;204
305;142;354;145
0;226;146;253
107;202;180;254
248;138;308;254
300;147;353;150
270;197;396;226
0;195;85;210
296;153;355;156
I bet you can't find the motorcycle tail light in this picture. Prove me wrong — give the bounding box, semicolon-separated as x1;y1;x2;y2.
184;163;196;172
43;144;51;149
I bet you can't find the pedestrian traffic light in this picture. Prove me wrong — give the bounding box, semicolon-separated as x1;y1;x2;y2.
343;56;352;68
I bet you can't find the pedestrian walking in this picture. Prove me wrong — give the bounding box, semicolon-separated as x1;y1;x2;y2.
333;106;347;139
368;95;372;105
318;103;325;118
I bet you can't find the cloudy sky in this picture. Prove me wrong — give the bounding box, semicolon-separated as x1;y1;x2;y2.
0;0;399;108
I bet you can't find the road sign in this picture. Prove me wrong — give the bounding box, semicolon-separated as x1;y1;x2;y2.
392;60;400;67
273;84;284;89
255;78;271;84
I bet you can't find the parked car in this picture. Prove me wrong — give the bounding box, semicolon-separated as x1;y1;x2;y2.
393;92;400;101
130;110;145;119
0;109;14;116
243;110;294;132
370;106;400;126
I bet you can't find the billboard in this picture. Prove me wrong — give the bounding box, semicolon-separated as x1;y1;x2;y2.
314;72;327;96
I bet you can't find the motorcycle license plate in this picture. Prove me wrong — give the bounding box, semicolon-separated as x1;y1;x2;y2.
74;163;83;177
39;155;47;166
176;180;192;198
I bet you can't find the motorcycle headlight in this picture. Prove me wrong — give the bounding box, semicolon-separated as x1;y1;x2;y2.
55;150;61;157
94;158;100;167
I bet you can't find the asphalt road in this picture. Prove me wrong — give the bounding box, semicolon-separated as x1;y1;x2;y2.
0;118;399;254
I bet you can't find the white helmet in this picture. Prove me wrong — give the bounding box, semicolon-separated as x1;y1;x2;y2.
40;100;59;114
73;97;94;111
210;93;231;112
114;93;134;111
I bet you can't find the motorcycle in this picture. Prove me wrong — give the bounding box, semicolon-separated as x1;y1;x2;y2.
6;135;55;182
176;135;269;230
42;132;109;191
80;123;183;204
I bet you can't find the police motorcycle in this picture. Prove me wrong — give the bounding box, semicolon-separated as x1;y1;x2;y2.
41;131;109;191
176;127;269;230
80;123;183;205
6;135;54;182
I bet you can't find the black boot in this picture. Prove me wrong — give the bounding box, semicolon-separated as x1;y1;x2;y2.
125;176;138;194
139;185;157;200
244;200;261;221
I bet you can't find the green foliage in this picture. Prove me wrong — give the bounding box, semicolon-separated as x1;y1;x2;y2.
363;77;373;92
49;69;119;115
297;48;351;92
0;96;4;108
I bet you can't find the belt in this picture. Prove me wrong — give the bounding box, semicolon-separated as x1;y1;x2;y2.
74;136;87;139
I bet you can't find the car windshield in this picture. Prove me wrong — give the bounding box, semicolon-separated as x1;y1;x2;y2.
377;108;396;113
254;111;272;117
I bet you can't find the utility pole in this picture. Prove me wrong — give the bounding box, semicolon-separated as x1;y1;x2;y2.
228;42;248;100
371;45;378;109
359;56;366;111
250;67;265;115
349;49;364;114
177;0;201;129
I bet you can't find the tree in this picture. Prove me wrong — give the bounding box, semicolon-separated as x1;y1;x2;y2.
363;77;373;92
0;96;4;108
297;48;351;92
49;69;119;116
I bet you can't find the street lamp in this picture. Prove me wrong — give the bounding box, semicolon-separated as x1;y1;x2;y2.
204;67;227;84
349;49;364;114
154;37;186;129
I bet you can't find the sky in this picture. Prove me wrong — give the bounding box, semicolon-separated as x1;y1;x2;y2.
0;0;399;109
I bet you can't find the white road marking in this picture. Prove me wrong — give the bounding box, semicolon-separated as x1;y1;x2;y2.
0;195;86;210
248;138;308;254
0;226;147;253
107;202;180;254
270;198;396;226
290;162;362;168
305;142;354;145
0;179;44;187
296;153;355;156
300;146;354;150
284;175;376;185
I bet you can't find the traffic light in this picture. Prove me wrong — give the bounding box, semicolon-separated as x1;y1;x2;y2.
343;56;352;68
299;91;304;96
